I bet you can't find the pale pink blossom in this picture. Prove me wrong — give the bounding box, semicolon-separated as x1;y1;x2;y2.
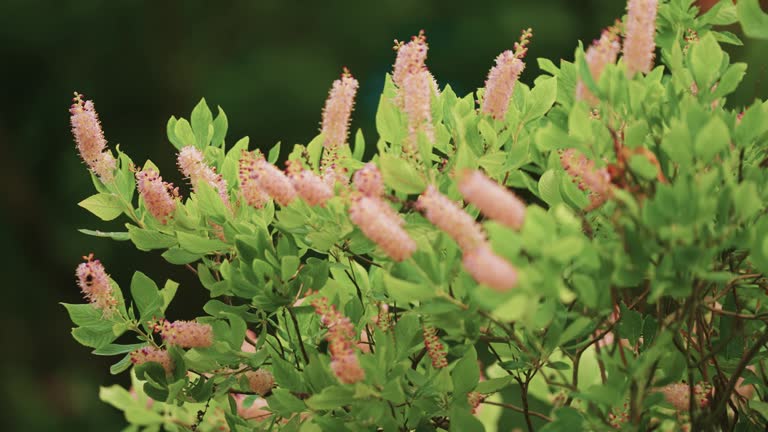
458;170;526;230
462;245;518;291
136;169;178;224
130;347;174;374
159;320;213;348
245;370;275;396
576;27;621;106
286;161;334;206
402;69;435;149
624;0;659;77
321;69;359;153
353;163;384;197
312;297;365;384
69;93;116;181
417;185;486;251
481;51;525;120
177;146;230;208
348;194;417;262
75;255;118;317
392;31;429;88
251;159;297;207
238;151;270;209
560;149;613;210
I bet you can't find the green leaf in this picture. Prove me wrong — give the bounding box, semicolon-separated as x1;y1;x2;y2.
379;154;426;194
353;129;366;160
78;229;130;241
78;193;123;221
451;346;479;394
475;376;514;394
305;386;355;410
130;271;162;322
166;117;183;149
524;77;557;122
109;354;133;375
269;388;307;415
281;256;300;281
628;154;659;181
211;106;228;147
174;118;196;148
618;303;643;345
738;0;768;39
701;1;739;25
694;116;730;162
177;231;229;254
127;225;177;251
690;33;723;88
93;342;147;356
384;273;435;304
732;181;762;220
191;98;213;149
538;170;562;206
161;247;202;265
268;141;282;164
62;303;112;329
449;404;484;431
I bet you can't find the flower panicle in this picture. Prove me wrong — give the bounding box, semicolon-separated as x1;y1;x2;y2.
251;159;297;207
623;0;659;77
462;244;519;291
177;146;230;208
481;50;526;121
392;30;428;87
136;169;178;224
70;92;116;181
513;27;534;59
422;326;448;369
576;27;621;106
560;148;613;210
75;254;118;317
402;69;435;150
286;160;334;207
353;162;384;197
458;170;526;230
159;319;213;348
238;150;270;209
130;346;174;374
312;297;365;384
348;193;417;262
321;68;359;169
417;185;485;251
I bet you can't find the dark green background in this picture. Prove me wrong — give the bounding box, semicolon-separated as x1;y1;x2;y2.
1;1;765;429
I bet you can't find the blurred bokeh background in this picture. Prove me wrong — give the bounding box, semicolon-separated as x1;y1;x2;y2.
1;0;765;430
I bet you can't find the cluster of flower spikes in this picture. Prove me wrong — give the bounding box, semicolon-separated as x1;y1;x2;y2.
155;319;214;349
177;145;231;209
417;173;521;291
576;23;621;107
76;254;119;317
245;369;275;397
70;92;116;182
481;28;532;120
392;30;437;155
135;168;179;224
320;67;359;173
311;297;365;384
422;325;448;369
559;148;613;210
130;346;174;374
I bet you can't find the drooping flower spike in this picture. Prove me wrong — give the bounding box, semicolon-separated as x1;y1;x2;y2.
458;170;526;231
417;185;486;251
75;254;118;317
136;168;178;224
392;30;428;88
177;146;231;208
286;160;334;207
462;245;519;291
70;93;116;181
623;0;658;77
348;193;417;262
576;25;621;106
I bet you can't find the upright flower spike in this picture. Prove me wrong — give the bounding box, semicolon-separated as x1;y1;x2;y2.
402;69;435;148
560;149;613;210
250;158;297;207
623;0;659;77
422;326;448;369
576;26;621;106
481;29;531;121
69;93;116;181
312;297;366;384
392;31;428;88
462;244;519;291
159;320;214;348
286;161;334;207
76;255;118;317
238;151;270;209
353;162;384;197
177;146;231;208
130;347;174;374
458;170;526;230
349;193;417;262
136;169;178;224
320;68;359;169
417;185;486;252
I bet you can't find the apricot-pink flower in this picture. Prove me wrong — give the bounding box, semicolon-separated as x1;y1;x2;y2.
136;169;178;224
462;245;519;291
70;93;116;181
159;320;213;348
76;255;118;317
321;69;359;154
130;346;174;374
560;149;613;210
349;194;417;262
481;51;525;121
624;0;658;77
576;28;621;106
417;186;485;251
177;146;230;208
286;161;334;207
353;163;384;197
458;170;526;230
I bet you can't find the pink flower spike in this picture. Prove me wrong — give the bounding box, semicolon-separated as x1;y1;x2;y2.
70;93;116;181
624;0;659;77
312;297;366;384
416;185;485;252
136;169;178;224
177;146;230;208
245;370;275;396
249;159;297;207
560;148;613;210
321;68;359;153
402;69;435;150
159;320;214;348
462;244;519;291
287;161;334;207
76;255;118;317
348;194;417;262
130;346;174;374
458;170;526;230
576;27;621;106
238;151;271;209
353;163;384;197
481;51;525;121
392;31;429;88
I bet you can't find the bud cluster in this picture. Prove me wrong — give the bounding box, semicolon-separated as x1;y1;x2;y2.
286;161;334;207
422;326;448;369
245;369;275;396
349;192;417;262
458;170;526;230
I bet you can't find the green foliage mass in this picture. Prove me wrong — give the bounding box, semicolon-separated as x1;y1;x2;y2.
65;1;768;431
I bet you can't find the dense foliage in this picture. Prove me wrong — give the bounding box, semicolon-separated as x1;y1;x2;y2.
64;0;768;430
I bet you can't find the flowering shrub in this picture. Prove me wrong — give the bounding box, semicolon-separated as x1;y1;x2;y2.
63;1;768;430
